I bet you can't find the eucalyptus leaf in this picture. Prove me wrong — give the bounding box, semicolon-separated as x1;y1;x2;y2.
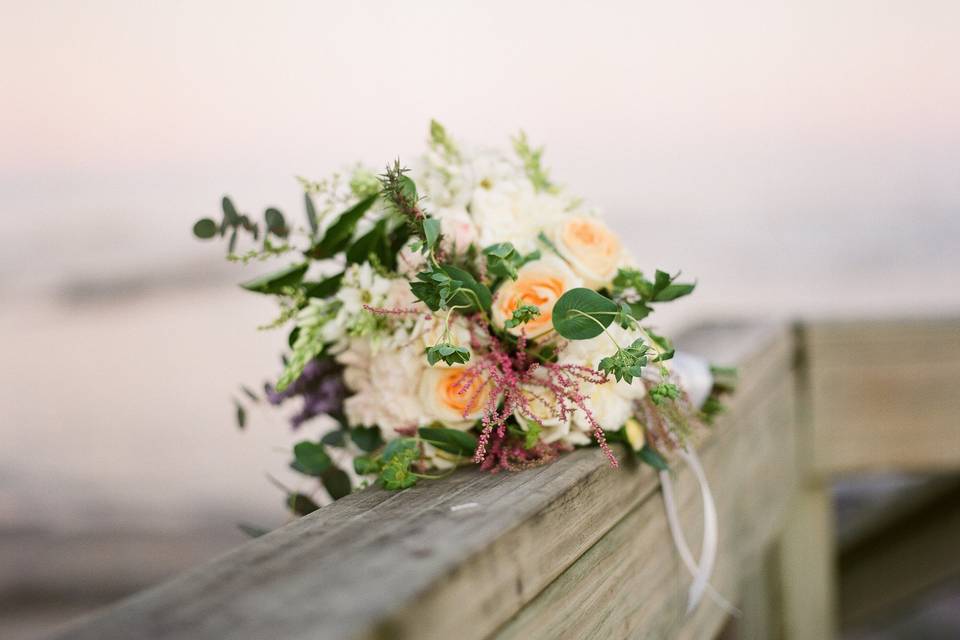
321;468;352;500
287;493;319;516
193;218;218;239
350;426;384;452
551;288;618;340
423;218;441;252
264;208;287;237
303;272;344;299
292;441;332;476
222;196;240;225
304;193;319;236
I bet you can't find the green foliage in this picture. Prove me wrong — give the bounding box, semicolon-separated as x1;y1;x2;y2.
303;272;344;298
264;208;288;237
291;440;332;476
598;338;649;384
410;264;491;313
193;218;218;239
349;168;381;199
426;342;471;366
523;421;542;449
551;288;619;340
650;382;681;405
353;456;381;475
234;400;246;429
418;427;477;457
430;119;460;159
287;492;319;516
350;426;384;452
304;192;319;236
321;468;352;500
274;300;339;391
423;218;442;253
513;131;555;192
645;328;675;362
321;430;347;447
637;446;669;471
504;304;541;330
379;438;419;490
613;268;695;304
239;262;309;294
305;194;378;260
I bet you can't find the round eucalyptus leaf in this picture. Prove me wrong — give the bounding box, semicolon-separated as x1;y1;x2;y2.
551;287;618;340
265;208;287;237
192;218;218;239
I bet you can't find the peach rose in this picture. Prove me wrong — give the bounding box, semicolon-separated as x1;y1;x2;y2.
553;217;623;288
491;257;581;338
419;366;494;428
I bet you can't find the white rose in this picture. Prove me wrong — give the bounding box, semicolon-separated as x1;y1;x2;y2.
551;216;624;288
471;186;568;253
338;341;429;438
491;257;581;338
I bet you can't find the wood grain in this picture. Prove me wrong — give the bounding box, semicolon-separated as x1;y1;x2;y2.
803;318;960;474
52;322;794;640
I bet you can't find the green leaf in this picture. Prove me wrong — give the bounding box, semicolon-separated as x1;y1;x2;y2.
423;218;441;252
287;493;319;516
346;219;389;265
651;270;696;302
264;208;287;237
306;194;378;260
303;272;344;298
551;288;618;340
304;193;319;236
292;441;332;476
193;218;218;239
234;400;246;429
379;438;419;490
418;427;477;457
321;430;347;448
322;468;352;500
353;456;381;475
222;196;241;225
239;262;309;294
350;426;384;452
443;265;492;313
637;446;669;471
426;343;471;366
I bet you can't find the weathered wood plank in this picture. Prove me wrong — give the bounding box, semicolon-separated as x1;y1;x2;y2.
52;322;791;640
492;328;797;639
803;317;960;474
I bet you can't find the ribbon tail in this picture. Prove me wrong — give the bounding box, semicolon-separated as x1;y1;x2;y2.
659;447;740;616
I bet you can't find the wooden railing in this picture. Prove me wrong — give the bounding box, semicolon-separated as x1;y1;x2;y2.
50;317;960;639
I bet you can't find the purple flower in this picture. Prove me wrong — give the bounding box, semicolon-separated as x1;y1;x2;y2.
265;357;346;429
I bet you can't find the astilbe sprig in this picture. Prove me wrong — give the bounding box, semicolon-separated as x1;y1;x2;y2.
452;320;621;469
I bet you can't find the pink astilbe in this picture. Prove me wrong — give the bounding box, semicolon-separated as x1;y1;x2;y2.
455;320;620;469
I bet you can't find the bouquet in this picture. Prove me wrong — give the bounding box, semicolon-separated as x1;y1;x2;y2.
192;122;731;516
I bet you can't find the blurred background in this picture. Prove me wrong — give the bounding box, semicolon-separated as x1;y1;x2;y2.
1;1;958;638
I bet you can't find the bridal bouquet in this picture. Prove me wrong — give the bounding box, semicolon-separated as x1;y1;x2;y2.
193;122;730;515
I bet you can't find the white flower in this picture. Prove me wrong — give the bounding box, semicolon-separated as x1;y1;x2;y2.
433;206;478;255
551;216;624;288
491;256;581;338
337;340;429;439
558;323;647;435
471;186;570;253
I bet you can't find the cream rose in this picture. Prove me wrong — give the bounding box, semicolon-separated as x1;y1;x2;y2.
419;366;493;428
491;257;581;338
552;217;624;288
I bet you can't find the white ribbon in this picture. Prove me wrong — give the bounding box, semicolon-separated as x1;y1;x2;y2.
659;446;739;616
